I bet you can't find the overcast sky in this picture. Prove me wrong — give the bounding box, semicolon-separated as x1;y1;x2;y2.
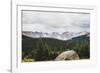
22;11;90;33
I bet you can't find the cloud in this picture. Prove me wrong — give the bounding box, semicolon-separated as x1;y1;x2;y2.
22;11;90;33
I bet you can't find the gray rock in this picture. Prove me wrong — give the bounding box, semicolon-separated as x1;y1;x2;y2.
55;50;79;61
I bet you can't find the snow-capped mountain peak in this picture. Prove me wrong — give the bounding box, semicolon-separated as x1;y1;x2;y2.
22;31;90;40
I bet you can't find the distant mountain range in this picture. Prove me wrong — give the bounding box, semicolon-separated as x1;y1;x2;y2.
22;31;90;40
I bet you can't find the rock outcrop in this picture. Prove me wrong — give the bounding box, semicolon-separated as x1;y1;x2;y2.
55;50;79;61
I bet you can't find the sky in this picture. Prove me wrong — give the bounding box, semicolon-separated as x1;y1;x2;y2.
22;10;90;33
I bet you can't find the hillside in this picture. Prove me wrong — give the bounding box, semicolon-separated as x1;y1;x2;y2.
22;34;90;62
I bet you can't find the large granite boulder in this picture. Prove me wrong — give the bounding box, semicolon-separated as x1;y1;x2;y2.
55;50;79;61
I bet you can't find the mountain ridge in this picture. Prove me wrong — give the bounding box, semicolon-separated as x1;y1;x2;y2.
22;31;90;40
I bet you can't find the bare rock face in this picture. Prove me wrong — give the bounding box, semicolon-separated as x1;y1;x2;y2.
55;50;79;61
